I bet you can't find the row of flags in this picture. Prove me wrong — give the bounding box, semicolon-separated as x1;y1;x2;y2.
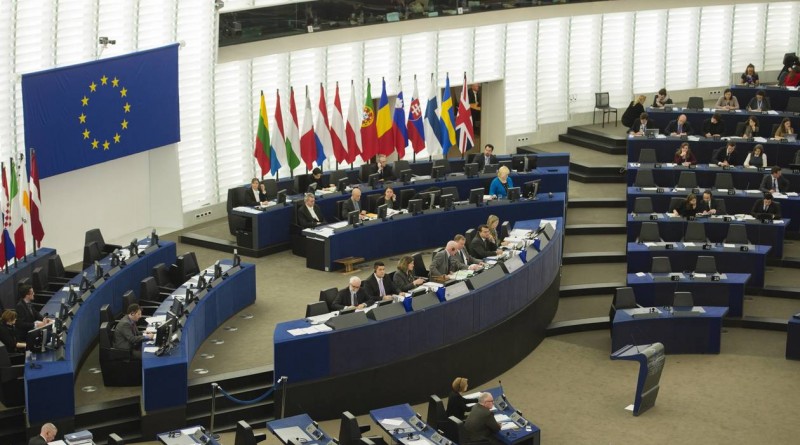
0;150;45;267
254;73;475;177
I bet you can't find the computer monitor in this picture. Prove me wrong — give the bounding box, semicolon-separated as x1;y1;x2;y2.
232;248;241;267
421;191;439;210
26;323;53;353
377;204;389;221
276;189;287;206
483;164;499;175
440;194;454;211
511;154;538;172
431;165;445;181
367;173;380;189
499;160;512;172
214;260;222;280
67;284;80;306
507;187;521;202
155;320;173;350
523;179;541;199
79;272;91;293
408;198;423;215
94;261;104;279
399;169;413;184
347;210;361;226
337;177;350;194
644;128;659;138
464;163;479;178
150;229;159;247
129;238;139;257
170;298;184;318
468;188;484;207
306;182;318;194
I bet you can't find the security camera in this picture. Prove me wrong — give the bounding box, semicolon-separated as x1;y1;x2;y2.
99;37;116;45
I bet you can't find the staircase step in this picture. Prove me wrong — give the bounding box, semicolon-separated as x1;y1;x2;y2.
563;252;626;264
568;198;627;208
560;282;625;297
569;170;625;184
749;286;800;299
565;224;626;235
558;134;627;155
566;126;628;146
546;317;609;336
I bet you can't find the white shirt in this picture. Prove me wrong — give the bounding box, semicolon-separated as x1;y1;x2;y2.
306;205;319;221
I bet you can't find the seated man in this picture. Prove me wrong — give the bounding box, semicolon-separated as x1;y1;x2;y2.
371;154;394;181
113;304;153;360
453;234;483;268
759;166;790;193
628;112;656;136
243;178;267;206
430;241;471;279
697;190;718;215
751;193;781;220
470;225;503;260
331;276;369;311
475;144;498;171
714;141;740;167
376;186;398;210
15;285;51;338
341;187;366;220
464;392;501;445
297;193;325;228
665;114;693;136
28;423;57;445
308;167;328;190
702;114;725;138
362;261;398;304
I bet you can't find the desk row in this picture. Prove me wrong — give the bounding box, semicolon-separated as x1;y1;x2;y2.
627;137;800;167
640;107;799;139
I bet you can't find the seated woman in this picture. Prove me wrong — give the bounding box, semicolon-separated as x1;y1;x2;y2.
741;63;760;86
489;166;514;198
445;377;477;420
621;95;647;128
673;142;697;166
0;310;25;354
672;193;699;218
393;256;425;292
783;65;800;87
744;144;768;168
773;118;794;140
742;116;759;138
652;88;672;108
715;89;739;110
486;214;510;247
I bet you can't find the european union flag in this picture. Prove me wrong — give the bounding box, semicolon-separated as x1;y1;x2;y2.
22;44;180;178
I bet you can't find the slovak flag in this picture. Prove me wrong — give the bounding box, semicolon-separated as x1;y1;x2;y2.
406;78;425;154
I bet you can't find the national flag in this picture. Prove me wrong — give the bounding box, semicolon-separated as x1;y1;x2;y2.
330;83;348;164
440;74;457;157
29;149;44;247
314;84;333;167
392;87;409;158
455;73;475;155
269;90;288;176
253;91;271;177
0;164;15;263
345;82;362;164
300;87;317;171
286;87;302;172
423;79;443;157
407;78;425;154
360;79;378;162
376;78;394;156
9;158;25;259
17;153;32;249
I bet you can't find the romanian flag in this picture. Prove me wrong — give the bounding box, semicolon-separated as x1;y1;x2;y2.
376;78;394;156
253;91;271;177
360;79;378;162
440;74;457;157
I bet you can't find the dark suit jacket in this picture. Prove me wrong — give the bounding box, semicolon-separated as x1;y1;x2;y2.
393;270;418;292
464;404;500;444
470;236;498;260
759;174;790;193
15;300;43;338
446;391;470;420
371;164;394;181
752;199;782;219
28;436;47;445
332;287;370;311
475;154;498;171
702;118;725;136
697;199;716;213
629;119;656;134
0;323;19;354
242;187;266;206
714;148;740;165
113;316;145;351
430;250;464;277
362;274;399;302
341;198;362;219
376;196;398;210
746;96;771;111
297;204;325;228
664;119;694;135
453;248;480;267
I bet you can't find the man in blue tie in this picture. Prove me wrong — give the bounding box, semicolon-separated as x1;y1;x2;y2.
666;114;693;136
363;261;399;305
341;187;366;220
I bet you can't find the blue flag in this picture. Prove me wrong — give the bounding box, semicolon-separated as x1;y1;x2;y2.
22;44;181;178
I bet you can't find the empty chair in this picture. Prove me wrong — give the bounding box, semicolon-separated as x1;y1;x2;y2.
366;194;382;213
152;263;177;292
637;222;662;243
124;289;158;318
677;171;698;189
48;254;79;284
319;287;338;312
686;96;704;109
725;224;750;244
787;97;800;113
594;92;618;127
651;257;672;274
609;286;639;326
85;228;122;255
82;241;103;270
672;292;694;307
234;420;266;445
174;252;200;283
633;197;653;214
683;221;707;243
399;189;417;209
427;394;447;432
99;304;114;325
715;198;727;215
31;267;55;297
393;160;410;176
695;256;717;274
0;345;24;407
441;186;459;201
714;172;735;190
450;416;490;445
306;301;329;317
734;122;747;138
339;411;376;445
412;252;428;278
639;149;658;164
633;169;656;187
433;158;451;174
359;164;372;182
139;277;169;305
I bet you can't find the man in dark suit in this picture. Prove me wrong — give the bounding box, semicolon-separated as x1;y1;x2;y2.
331;276;369;311
453;234;483;268
714;141;740;167
628;112;656;135
470;225;502;260
697;191;718;215
308;168;328;191
28;423;57;445
702;113;725;137
341;187;365;220
752;193;782;219
759;167;790;193
376;186;398;210
464;392;501;445
664;114;694;136
15;284;50;338
243;178;267;206
297;193;325;228
371;155;394;181
362;261;398;304
113;304;153;359
475;144;498;172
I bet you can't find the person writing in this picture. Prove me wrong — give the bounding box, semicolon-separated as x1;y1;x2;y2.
470;225;503;259
759;166;789;193
393;256;425;292
665;114;693;136
430;241;481;280
741;63;760;86
453;234;483;267
671;193;698;218
773;118;794;140
629;112;655;136
702;113;725;138
697;191;718;215
652;88;672;108
113;304;153;359
297;193;325;228
673;142;697;166
752;193;781;219
332;276;369;311
446;377;478;420
489;166;514;198
744;144;768;168
0;310;25;354
621;95;647;128
715;141;740;167
715;89;739;110
464;392;501;444
746;90;769;112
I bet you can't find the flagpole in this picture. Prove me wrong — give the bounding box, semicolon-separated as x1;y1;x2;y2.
1;161;5;274
462;72;466;161
18;153;27;262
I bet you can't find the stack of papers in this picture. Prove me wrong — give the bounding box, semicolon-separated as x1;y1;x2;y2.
233;206;262;214
287;324;333;336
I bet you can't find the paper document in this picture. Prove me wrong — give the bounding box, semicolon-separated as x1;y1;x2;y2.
146;315;167;325
144;346;159;353
380;418;404;427
232;206;262;214
500;422;519;430
494;414;511;422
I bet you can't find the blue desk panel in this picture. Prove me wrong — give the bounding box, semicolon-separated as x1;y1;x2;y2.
627;273;749;317
309;193;566;271
612;306;728;354
266;414;336;445
626;242;769;288
626;137;800;168
482;386;541;445
729;86;800;114
274;219;562;385
643;107;797;139
142;261;256;412
25;241;177;423
370;404;454;445
787;317;800;360
626;164;800;193
0;248;55;311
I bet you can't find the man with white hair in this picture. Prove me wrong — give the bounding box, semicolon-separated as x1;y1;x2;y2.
29;423;57;445
464;392;500;444
331;276;369;311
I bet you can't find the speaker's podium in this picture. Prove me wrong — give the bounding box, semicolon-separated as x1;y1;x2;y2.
610;343;665;416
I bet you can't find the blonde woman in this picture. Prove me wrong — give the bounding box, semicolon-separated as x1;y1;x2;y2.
489;166;513;198
621;95;647;128
445;377;476;420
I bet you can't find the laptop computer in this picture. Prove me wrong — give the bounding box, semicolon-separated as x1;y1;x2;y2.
644;128;659;138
